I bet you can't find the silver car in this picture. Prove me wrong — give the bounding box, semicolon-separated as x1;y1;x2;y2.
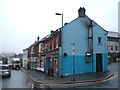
0;64;11;77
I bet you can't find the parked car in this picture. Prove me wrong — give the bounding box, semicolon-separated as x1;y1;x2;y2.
0;64;11;77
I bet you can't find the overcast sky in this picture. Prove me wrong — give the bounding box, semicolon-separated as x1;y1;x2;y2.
0;0;119;54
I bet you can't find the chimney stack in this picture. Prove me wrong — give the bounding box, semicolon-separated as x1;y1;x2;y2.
51;30;55;34
37;35;40;41
78;7;86;18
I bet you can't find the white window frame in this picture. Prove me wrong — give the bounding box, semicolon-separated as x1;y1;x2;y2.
31;46;34;54
48;42;50;51
56;36;59;49
52;40;54;50
39;43;43;52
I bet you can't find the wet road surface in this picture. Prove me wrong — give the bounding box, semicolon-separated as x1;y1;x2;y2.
33;62;119;88
1;70;32;88
73;62;119;88
0;62;119;89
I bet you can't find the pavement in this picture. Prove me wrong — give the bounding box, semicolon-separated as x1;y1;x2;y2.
21;67;115;84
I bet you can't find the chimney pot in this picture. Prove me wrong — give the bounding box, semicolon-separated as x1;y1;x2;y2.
78;7;86;18
51;30;54;34
37;35;40;41
64;23;68;25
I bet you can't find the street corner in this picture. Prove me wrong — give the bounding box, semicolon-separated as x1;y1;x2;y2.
61;73;114;84
30;71;117;87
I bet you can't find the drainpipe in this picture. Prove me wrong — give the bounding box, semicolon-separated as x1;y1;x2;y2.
87;20;93;72
88;20;93;52
61;14;64;77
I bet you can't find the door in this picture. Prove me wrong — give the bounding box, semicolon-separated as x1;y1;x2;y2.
96;53;102;72
45;58;50;74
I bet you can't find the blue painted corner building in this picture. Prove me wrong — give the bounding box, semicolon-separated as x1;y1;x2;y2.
58;7;108;76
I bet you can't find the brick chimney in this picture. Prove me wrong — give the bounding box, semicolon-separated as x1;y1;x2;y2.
37;35;40;41
78;7;86;17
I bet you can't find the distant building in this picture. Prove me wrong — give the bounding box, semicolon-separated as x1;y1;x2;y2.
30;41;39;69
107;31;120;61
23;48;29;69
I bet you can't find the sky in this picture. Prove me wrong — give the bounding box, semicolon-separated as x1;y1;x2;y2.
0;0;119;54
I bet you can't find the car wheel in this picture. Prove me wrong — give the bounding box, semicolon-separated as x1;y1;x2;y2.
8;74;11;78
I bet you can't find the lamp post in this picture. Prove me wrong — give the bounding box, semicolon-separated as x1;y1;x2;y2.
71;43;75;81
55;13;63;27
55;13;63;77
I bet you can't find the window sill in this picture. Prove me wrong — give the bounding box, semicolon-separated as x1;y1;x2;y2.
55;47;58;49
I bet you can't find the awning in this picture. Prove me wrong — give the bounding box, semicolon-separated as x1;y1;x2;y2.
46;55;54;58
36;57;43;60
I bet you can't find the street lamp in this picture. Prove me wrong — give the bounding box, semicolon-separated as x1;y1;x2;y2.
55;13;63;27
71;43;75;81
55;13;63;77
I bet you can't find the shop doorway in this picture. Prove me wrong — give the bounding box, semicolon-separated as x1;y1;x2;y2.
96;53;102;72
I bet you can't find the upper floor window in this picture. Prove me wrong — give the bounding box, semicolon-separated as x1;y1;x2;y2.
48;42;50;51
31;46;34;54
108;37;119;42
56;36;59;48
45;44;48;50
98;37;102;44
111;46;113;51
41;43;43;51
52;40;54;50
39;43;43;52
116;46;118;51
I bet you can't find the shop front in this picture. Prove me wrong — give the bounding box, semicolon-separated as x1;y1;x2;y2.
45;54;59;77
36;57;44;72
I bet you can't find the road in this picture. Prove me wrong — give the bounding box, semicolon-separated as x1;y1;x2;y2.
33;62;119;88
0;69;32;88
0;62;119;89
72;62;119;88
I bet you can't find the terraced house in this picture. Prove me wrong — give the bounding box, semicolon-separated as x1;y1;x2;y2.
23;7;108;77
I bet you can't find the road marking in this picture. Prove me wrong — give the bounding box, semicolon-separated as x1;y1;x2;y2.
32;73;118;87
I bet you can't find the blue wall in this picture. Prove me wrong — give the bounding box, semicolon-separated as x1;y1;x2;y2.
92;21;108;72
58;16;108;76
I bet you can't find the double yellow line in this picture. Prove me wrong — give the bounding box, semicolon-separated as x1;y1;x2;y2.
33;73;118;86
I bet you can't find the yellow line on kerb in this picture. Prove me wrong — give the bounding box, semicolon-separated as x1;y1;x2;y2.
33;73;118;86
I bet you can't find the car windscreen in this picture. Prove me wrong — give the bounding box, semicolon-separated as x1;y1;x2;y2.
0;66;9;70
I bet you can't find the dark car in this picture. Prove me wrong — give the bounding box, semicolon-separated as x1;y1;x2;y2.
0;64;11;77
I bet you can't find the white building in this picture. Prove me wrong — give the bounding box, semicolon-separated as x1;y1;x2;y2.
23;48;29;69
107;31;120;54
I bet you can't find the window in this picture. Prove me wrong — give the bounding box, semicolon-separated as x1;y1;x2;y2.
39;43;43;52
45;44;47;50
31;47;34;54
41;43;43;51
56;36;58;48
111;46;113;51
52;40;54;50
108;37;119;42
48;42;50;51
98;37;102;44
116;46;118;51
